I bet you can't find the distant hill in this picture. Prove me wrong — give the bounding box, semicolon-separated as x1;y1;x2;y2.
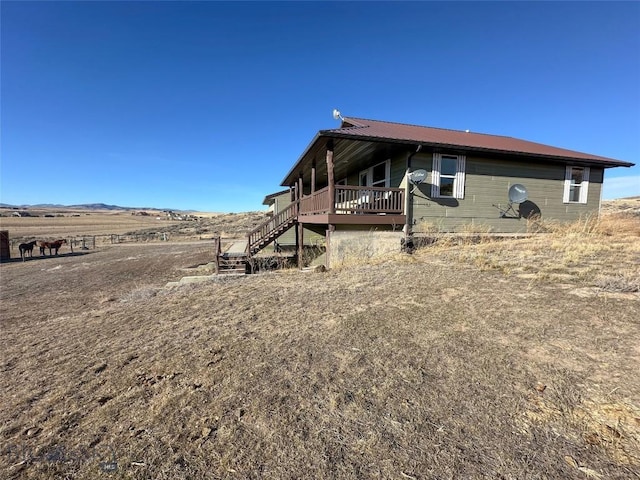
68;203;135;211
0;203;164;211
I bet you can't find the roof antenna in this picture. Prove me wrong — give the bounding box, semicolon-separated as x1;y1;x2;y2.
332;109;344;121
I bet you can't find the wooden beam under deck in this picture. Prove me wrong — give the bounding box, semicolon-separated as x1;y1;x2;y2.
299;214;406;226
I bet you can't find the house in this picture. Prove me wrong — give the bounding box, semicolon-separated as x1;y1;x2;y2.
238;116;634;271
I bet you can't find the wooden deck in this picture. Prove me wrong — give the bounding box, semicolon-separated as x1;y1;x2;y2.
298;185;405;225
216;186;407;273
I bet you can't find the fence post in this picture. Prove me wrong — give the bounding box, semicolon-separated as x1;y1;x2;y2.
214;237;220;274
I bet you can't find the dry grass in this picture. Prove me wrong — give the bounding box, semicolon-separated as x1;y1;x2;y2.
1;207;639;479
0;209;179;238
416;212;640;294
0;207;268;240
0;209;269;252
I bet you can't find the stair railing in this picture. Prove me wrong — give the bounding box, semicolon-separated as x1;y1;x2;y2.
247;201;299;255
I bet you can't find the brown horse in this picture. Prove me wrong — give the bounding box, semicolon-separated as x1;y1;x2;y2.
18;240;38;261
38;239;68;256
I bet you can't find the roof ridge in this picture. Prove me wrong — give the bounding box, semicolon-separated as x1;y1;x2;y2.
343;116;518;141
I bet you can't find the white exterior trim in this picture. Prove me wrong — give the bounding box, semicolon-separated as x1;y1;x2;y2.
431;153;466;199
563;166;590;204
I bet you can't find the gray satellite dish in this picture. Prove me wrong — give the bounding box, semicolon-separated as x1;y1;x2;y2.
508;184;528;204
332;109;343;121
408;169;427;185
408;169;427;194
493;183;529;218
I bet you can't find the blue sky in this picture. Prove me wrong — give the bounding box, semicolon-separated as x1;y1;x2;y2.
1;1;638;212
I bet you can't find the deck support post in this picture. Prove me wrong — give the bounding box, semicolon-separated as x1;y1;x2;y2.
325;224;334;270
326;143;335;214
297;221;304;269
311;161;316;194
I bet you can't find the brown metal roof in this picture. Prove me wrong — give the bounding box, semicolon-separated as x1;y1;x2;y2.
281;116;633;186
325;117;633;167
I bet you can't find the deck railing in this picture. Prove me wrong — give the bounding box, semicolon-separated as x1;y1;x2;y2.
300;185;404;215
299;186;332;214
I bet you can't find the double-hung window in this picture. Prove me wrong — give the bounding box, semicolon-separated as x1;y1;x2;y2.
431;153;466;199
563;166;590;204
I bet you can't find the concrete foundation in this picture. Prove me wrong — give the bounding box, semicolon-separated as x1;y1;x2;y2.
328;230;403;269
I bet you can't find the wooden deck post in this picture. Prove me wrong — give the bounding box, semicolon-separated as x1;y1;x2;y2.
213;236;220;274
297;222;304;269
298;174;304;200
325;224;334;270
326;143;335;214
311;161;316;194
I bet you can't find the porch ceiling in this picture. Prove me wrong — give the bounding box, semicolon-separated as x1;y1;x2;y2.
282;137;408;188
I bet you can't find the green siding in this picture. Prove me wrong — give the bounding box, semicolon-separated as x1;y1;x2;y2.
389;152;406;187
410;154;603;233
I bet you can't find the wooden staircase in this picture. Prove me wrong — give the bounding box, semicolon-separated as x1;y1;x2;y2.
247;201;298;256
215;201;298;275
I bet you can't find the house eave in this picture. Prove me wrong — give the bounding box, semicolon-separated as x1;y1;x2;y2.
281;132;633;186
319;131;635;169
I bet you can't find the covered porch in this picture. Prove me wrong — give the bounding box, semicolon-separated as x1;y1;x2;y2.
298;184;405;225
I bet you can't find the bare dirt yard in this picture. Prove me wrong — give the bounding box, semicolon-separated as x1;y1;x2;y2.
1;205;639;479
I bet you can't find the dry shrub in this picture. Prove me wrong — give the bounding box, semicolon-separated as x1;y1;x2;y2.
539;212;640;237
415;220;495;248
594;274;640;293
413;212;640;292
524;393;640;468
592;212;640;237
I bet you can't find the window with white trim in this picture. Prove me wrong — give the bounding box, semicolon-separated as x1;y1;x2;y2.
431;153;466;199
359;159;390;187
563;166;590;204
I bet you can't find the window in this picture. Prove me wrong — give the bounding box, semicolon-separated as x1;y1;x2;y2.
563;166;590;204
431;153;466;199
359;160;390;187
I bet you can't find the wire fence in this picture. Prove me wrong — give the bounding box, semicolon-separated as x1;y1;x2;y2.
8;232;173;253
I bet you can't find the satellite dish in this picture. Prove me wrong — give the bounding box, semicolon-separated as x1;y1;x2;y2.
332;109;343;121
408;169;427;185
508;184;528;204
493;184;529;218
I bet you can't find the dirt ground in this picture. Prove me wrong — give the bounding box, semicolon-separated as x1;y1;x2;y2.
1;209;639;479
